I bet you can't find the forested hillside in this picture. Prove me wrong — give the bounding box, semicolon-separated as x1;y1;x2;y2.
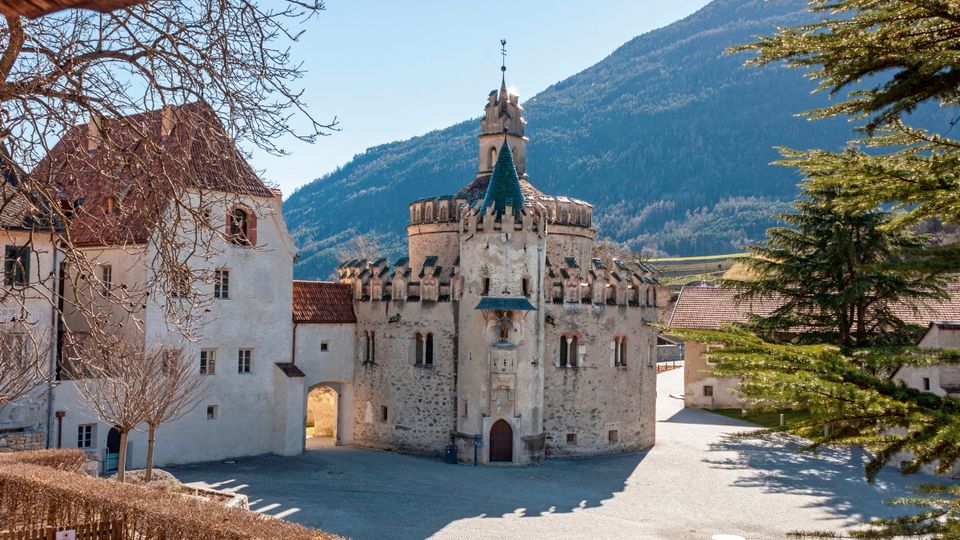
283;0;949;279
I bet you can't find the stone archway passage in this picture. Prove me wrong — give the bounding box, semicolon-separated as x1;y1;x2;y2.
489;419;513;462
306;386;338;446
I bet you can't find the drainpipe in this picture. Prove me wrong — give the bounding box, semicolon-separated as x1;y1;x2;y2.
55;411;65;448
45;236;62;449
291;321;298;365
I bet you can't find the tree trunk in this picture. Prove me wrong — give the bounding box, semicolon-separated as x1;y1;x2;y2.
117;429;129;482
145;425;156;482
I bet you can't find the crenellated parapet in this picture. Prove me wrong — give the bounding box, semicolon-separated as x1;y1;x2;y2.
338;255;464;305
536;195;594;229
544;255;661;314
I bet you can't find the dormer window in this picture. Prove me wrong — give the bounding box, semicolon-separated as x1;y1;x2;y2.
104;196;117;215
227;206;256;246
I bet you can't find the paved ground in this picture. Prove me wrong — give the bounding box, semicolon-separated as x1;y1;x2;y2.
169;369;951;539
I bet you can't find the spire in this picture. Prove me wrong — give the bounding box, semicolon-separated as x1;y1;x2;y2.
482;138;525;217
499;39;509;111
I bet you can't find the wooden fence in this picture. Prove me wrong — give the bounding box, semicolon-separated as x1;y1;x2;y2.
0;521;122;540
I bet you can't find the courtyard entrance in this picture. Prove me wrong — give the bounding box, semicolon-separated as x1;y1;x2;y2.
306;385;338;448
489;419;512;462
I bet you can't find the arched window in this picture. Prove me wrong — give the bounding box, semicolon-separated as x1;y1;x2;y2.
439;204;449;222
559;336;568;367
614;336;627;367
569;335;579;367
488;147;497;169
425;333;434;365
425;203;434;222
364;331;376;364
415;333;424;366
227;207;256;246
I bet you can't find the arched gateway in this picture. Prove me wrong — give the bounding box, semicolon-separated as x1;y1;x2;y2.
489;419;513;462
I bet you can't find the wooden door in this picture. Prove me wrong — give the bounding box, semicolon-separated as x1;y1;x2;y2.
489;419;513;462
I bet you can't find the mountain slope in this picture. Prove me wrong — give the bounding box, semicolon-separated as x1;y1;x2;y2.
284;0;949;279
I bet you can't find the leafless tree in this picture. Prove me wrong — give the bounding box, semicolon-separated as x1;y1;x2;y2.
140;346;205;482
65;333;151;481
0;1;335;358
0;326;50;405
335;233;382;263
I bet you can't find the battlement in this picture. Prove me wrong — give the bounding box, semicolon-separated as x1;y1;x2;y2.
537;195;594;229
462;201;545;235
409;196;468;226
338;252;661;313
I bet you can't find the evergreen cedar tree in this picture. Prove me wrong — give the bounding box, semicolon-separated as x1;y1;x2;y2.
722;184;953;350
672;2;960;537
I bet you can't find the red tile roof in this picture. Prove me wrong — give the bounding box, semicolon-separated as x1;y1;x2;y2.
292;281;356;324
32;101;272;247
669;284;960;330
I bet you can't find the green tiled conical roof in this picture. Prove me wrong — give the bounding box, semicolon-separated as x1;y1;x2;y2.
482;140;525;217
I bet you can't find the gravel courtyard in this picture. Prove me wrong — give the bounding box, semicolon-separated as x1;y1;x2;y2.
169;368;946;539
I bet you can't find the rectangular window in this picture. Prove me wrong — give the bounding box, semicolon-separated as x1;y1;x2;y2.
77;424;95;448
101;265;112;295
461;399;468;417
320;341;329;352
566;433;577;446
481;277;490;296
923;377;931;391
214;269;229;299
199;349;216;375
704;385;714;397
206;405;218;420
559;336;568;367
380;405;388;422
238;349;252;374
4;245;29;286
608;430;619;444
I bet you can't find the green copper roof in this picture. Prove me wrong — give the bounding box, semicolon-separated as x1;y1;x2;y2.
481;140;525;217
475;297;537;311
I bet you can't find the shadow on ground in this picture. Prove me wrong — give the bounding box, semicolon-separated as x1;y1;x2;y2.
169;444;647;539
703;432;949;525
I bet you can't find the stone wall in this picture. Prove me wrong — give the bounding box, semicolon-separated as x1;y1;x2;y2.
0;431;46;452
351;301;457;455
542;303;657;458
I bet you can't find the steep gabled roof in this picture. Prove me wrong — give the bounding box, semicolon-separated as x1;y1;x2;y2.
669;284;960;331
292;281;356;324
33;101;272;247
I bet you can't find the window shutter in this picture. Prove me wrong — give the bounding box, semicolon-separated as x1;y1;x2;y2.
246;211;257;246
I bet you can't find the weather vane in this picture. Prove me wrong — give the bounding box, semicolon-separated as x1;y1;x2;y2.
500;39;507;73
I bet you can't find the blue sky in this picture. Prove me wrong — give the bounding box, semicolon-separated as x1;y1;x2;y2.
257;0;712;196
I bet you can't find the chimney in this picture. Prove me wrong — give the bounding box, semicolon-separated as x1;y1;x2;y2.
270;188;283;210
160;105;174;139
87;114;103;152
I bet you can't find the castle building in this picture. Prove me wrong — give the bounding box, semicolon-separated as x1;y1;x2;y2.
339;69;662;464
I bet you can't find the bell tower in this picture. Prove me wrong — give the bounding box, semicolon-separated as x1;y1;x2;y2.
478;40;527;177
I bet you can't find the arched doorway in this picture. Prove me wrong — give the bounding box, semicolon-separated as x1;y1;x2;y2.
105;427;120;473
306;385;338;449
489;419;513;462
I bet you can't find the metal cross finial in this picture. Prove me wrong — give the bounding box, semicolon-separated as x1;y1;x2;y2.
500;39;507;73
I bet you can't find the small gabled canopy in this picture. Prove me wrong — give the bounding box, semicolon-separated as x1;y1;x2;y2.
481;140;525;217
475;297;537;312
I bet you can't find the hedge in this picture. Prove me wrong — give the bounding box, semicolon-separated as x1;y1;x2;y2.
0;452;339;539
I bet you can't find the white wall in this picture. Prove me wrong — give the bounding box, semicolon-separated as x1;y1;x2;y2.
54;189;301;470
295;322;356;445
